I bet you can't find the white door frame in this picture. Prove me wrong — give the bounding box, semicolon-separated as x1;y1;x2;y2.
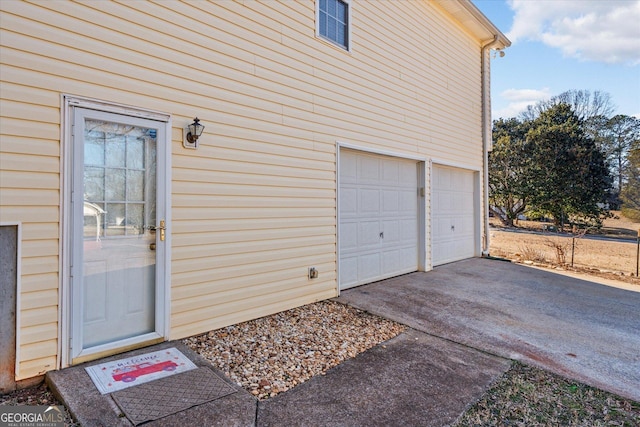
59;95;172;367
336;143;427;294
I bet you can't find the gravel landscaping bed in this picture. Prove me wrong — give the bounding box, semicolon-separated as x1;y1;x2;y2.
183;300;407;400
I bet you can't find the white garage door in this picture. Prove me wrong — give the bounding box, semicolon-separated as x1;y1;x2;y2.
339;150;419;290
432;165;477;266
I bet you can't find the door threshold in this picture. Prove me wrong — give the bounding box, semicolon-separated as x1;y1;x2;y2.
72;337;165;365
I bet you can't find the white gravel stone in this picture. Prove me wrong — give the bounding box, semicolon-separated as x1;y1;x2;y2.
183;300;406;400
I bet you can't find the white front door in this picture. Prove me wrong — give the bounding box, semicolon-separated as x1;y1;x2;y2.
70;108;167;362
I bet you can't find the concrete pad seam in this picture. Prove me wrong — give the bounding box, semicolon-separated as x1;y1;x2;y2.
254;397;259;427
332;298;516;367
407;327;515;366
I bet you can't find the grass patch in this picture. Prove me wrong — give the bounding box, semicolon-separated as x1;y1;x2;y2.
455;362;640;426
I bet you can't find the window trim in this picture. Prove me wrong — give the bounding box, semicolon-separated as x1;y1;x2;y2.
316;0;352;52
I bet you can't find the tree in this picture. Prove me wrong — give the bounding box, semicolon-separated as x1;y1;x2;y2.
525;103;612;228
522;89;615;124
620;144;640;220
488;118;531;226
602;115;640;192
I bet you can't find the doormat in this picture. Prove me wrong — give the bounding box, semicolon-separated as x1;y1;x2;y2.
85;347;197;394
111;367;237;425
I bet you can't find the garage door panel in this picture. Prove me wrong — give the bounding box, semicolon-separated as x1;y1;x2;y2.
381;250;400;275
340;221;358;250
459;246;474;259
400;247;418;269
433;217;451;238
399;163;417;184
382;190;399;213
459;215;475;233
434;168;449;189
454;193;473;211
360;189;380;213
451;194;463;210
399;190;417;211
380;221;399;245
340;187;358;216
382;160;400;184
382;247;416;278
340;256;358;286
358;253;382;282
340;152;358;183
359;221;381;247
400;218;417;241
339;150;419;289
432;165;477;266
456;170;474;188
436;193;452;212
359;157;380;183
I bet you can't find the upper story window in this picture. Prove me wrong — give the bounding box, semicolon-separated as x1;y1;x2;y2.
318;0;350;50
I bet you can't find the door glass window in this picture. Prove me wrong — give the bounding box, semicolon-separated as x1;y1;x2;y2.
83;120;157;238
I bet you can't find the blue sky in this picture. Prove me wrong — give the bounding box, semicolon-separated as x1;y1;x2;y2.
472;0;640;120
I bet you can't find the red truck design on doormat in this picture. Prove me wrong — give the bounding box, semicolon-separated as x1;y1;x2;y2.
112;360;178;382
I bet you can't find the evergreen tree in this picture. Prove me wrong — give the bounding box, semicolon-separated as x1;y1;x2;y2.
525;103;611;227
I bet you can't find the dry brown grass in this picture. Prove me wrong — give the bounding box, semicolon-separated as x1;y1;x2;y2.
490;212;640;283
491;231;638;274
455;362;640;427
602;211;640;238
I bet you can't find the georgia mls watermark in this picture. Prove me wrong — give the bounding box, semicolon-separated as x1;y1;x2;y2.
0;405;65;427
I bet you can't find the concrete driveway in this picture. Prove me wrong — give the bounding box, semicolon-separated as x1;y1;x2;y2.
336;258;640;402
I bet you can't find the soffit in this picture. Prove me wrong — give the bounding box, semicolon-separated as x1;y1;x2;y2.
435;0;511;48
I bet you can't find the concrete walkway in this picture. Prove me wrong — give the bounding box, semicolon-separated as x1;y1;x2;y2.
47;258;640;425
257;329;508;426
47;332;510;426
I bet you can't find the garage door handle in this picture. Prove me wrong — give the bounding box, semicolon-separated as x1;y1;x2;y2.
451;225;455;231
380;232;384;239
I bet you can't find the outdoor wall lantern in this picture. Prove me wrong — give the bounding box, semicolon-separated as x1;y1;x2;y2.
183;117;205;149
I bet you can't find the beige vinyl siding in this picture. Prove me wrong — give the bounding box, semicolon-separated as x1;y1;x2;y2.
0;73;62;379
1;0;488;378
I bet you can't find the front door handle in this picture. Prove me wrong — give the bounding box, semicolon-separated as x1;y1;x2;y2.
147;220;166;241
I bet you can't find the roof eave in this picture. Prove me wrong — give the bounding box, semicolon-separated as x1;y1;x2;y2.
435;0;511;49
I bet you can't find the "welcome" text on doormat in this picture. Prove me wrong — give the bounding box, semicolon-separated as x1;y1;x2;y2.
85;347;197;394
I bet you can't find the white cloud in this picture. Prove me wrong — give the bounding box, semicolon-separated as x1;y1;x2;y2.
507;0;640;65
493;88;552;119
